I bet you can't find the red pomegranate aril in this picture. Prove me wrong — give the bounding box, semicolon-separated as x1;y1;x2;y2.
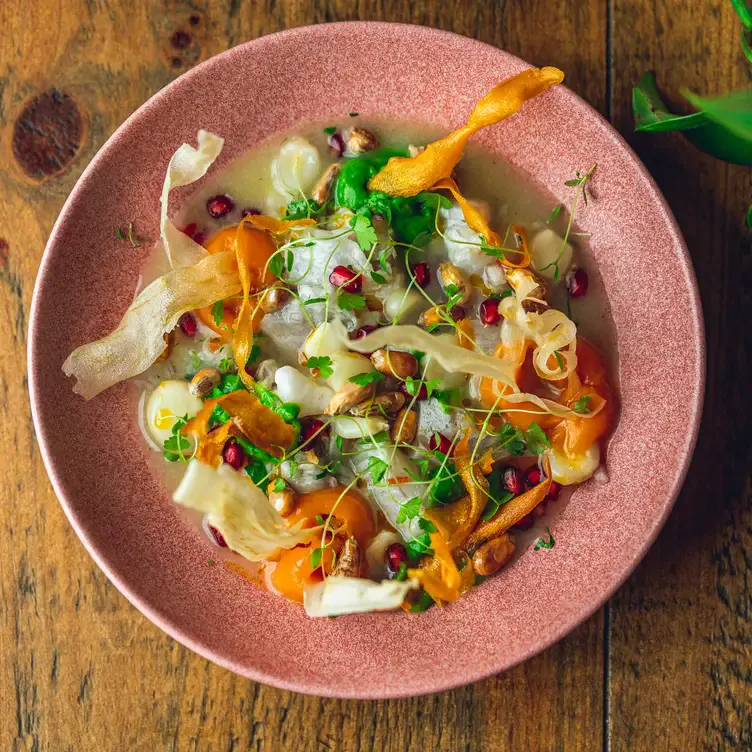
178;312;197;337
501;465;525;495
514;513;534;530
385;542;408;573
524;466;543;489
429;433;452;455
479;297;501;326
222;440;245;470
209;525;228;548
566;266;589;298
207;194;234;219
400;380;428;400
413;262;430;289
328;131;345;157
181;222;198;237
241;207;261;217
449;305;466;322
547;481;561;501
352;324;378;340
300;418;327;446
329;265;361;293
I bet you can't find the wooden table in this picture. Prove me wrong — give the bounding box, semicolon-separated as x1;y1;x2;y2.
1;1;749;749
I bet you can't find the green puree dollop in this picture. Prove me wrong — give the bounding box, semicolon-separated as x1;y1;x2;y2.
334;149;437;247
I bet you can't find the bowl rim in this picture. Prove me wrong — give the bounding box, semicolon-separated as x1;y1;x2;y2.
28;21;705;697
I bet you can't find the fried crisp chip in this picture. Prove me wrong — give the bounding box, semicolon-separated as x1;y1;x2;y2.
368;67;564;197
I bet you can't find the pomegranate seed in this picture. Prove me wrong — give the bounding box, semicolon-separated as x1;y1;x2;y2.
178;312;197;337
449;305;466;321
351;324;378;339
300;418;327;446
413;262;430;288
479;297;501;326
209;525;228;548
328;131;345;157
547;481;561;501
566;266;589;298
429;433;452;455
329;265;361;293
241;207;261;217
501;466;525;495
181;222;197;237
514;513;534;530
385;542;408;573
524;466;543;489
222;440;245;470
399;380;428;400
207;194;234;219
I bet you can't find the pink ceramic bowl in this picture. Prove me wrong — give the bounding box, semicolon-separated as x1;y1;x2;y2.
29;23;704;698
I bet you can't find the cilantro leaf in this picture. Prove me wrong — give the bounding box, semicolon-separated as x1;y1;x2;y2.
406;533;433;560
367;456;389;484
350;214;378;251
306;356;334;379
404;376;441;399
162;416;192;463
411;230;434;247
337;291;366;311
285;198;321;220
534;528;556;550
211;300;224;326
481;490;515;521
396;497;422;524
415;192;452;211
418;518;438;533
572;395;593;414
525;422;551;455
349;370;384;388
497;422;526;455
269;253;285;278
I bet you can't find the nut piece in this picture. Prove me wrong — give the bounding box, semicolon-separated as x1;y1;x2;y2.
438;263;471;304
506;268;548;313
259;287;290;314
311;163;341;205
371;349;418;381
154;330;176;363
390;407;418;445
268;480;297;518
350;391;406;417
344;127;378;155
472;533;516;576
189;367;221;398
332;536;362;577
418;305;442;329
325;381;374;416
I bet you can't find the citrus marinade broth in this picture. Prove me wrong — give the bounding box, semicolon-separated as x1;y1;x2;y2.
140;118;618;584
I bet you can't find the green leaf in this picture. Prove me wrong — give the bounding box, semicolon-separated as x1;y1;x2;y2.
395;562;408;581
489;288;515;300
367;456;389;484
349;112;359;117
271;478;286;492
496;422;526;455
683;88;752;142
305;355;334;379
349;213;378;251
324;126;337;135
546;204;562;224
315;515;327;525
248;342;261;364
525;422;551;455
378;249;390;272
415;192;452;210
358;430;389;446
349;370;385;387
269;253;285;277
572;395;592;414
554;351;565;371
534;528;556;551
310;547;324;568
747;204;752;229
481;490;515;521
418;518;437;533
433;388;462;414
370;271;387;284
286;250;294;272
211;300;224;326
189;351;201;371
335;435;343;452
409;589;435;612
163;419;193;463
406;533;433;560
411;229;434;247
396;497;421;524
336;291;366;311
303;297;327;306
285;198;322;220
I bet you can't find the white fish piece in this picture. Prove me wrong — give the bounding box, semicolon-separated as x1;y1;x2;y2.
273;365;334;417
271;137;321;198
304;576;418;617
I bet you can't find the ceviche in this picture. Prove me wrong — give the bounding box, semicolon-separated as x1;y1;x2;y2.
63;67;617;617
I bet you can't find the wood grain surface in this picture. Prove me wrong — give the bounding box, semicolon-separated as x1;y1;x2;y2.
0;0;748;749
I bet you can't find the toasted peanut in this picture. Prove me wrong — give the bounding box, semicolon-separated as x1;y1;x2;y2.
391;407;417;445
350;391;405;417
189;367;221;398
371;349;418;381
325;381;374;415
311;163;341;205
418;305;442;328
472;534;516;576
268;481;297;517
344;127;378;155
332;536;362;577
438;263;471;304
155;330;176;363
506;268;548;313
259;287;289;314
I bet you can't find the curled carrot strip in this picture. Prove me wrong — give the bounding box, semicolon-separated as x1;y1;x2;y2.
368;67;564;197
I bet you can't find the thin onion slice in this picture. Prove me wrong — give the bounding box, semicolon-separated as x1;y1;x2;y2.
304;576;418;617
62;251;241;399
333;321;517;389
160;130;224;267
